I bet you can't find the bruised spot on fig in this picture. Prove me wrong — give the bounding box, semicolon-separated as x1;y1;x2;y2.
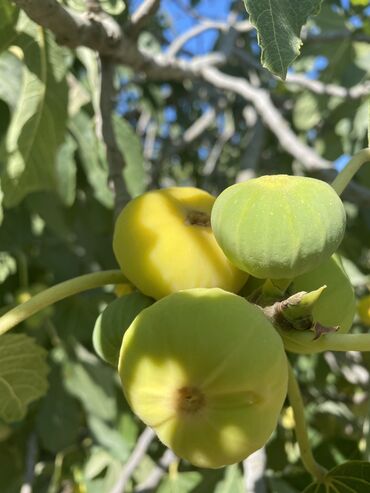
186;210;211;227
176;386;206;415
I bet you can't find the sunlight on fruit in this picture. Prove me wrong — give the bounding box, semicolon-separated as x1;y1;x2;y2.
113;187;248;299
119;288;288;468
212;175;346;279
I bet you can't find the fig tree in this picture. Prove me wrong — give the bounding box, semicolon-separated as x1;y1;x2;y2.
211;175;346;280
113;187;247;299
118;288;288;468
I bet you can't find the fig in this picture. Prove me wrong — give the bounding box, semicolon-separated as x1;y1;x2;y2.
113;187;247;299
358;294;370;326
114;283;135;297
279;255;356;353
93;292;153;367
118;288;288;468
211;175;346;280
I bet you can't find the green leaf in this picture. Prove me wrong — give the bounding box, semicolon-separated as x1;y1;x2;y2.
101;0;126;15
0;251;16;283
0;180;3;226
0;334;49;423
56;135;77;207
0;2;19;54
303;461;370;492
214;465;245;493
0;51;23;116
36;363;81;453
62;347;117;421
69;112;114;209
113;116;148;197
243;0;323;79
157;472;203;493
1;20;68;207
88;416;132;461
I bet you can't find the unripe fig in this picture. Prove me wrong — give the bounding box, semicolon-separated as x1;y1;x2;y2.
93;292;153;367
358;294;370;326
113;187;248;299
279;255;355;354
211;175;346;279
119;288;288;468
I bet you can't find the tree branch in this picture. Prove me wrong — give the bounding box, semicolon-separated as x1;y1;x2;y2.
200;66;331;171
99;57;130;215
109;427;156;493
134;448;176;493
166;19;252;58
13;0;122;51
13;0;370;206
243;448;267;493
285;74;370;99
128;0;161;39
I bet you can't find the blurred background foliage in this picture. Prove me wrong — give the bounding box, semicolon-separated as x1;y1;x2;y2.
0;0;370;492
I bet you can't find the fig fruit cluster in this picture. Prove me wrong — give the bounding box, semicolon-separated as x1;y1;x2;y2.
93;176;355;469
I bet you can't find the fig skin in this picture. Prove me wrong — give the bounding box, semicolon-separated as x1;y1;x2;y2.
358;294;370;326
118;288;288;469
211;175;346;280
279;255;356;354
93;292;153;367
113;187;247;300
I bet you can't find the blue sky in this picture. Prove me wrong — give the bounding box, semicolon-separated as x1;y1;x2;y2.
129;0;368;169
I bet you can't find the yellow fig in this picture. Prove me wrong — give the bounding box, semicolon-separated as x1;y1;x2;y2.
358;294;370;326
113;187;247;299
119;288;288;468
113;187;248;299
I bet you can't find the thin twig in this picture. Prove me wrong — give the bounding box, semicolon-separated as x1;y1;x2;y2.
200;66;331;171
20;434;38;493
12;0;370;206
203;110;234;175
109;428;156;493
128;0;161;38
99;57;130;215
134;448;176;493
167;19;252;57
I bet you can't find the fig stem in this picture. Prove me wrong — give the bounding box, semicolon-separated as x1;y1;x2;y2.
331;147;370;196
0;270;127;336
311;333;370;352
287;363;328;481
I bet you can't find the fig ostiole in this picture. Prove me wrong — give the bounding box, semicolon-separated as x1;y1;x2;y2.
93;292;153;367
118;288;288;468
211;175;346;280
113;187;248;300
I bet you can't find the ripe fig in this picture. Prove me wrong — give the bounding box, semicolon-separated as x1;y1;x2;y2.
93;292;153;367
358;294;370;326
113;187;247;299
118;288;288;468
211;175;346;279
279;255;355;353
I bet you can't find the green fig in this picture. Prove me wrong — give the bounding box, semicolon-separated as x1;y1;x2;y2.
93;292;153;367
118;288;288;468
211;175;346;280
279;255;356;354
